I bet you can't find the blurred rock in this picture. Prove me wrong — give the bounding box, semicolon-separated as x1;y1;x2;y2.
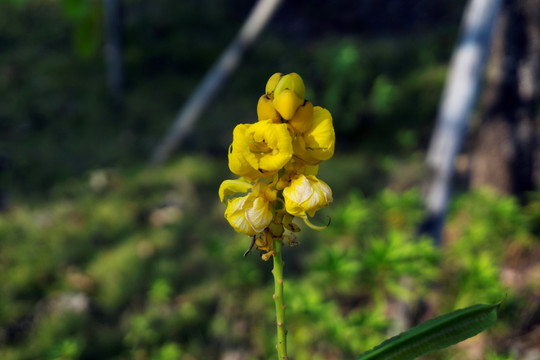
65;266;95;293
89;169;121;192
136;240;155;258
149;204;183;227
48;292;90;315
221;349;250;360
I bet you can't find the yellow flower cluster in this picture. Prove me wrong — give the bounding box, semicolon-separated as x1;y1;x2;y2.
219;73;335;259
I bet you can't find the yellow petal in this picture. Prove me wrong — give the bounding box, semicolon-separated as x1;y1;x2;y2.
283;200;306;219
258;152;290;173
228;151;262;181
313;176;333;203
293;107;335;164
273;90;303;120
303;175;332;213
305;107;335;161
244;121;293;173
224;196;254;235
245;196;273;233
288;100;313;134
257;95;280;122
228;124;264;180
292;135;312;164
218;178;252;203
265;72;283;95
283;175;314;218
288;175;314;204
282;175;332;219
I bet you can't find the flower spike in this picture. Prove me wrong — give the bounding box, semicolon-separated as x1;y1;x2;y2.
218;72;335;360
220;72;334;247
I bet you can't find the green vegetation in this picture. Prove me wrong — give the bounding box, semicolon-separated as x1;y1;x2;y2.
1;155;539;359
1;0;539;359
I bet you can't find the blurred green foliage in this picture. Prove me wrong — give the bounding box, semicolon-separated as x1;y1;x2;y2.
1;0;539;359
0;0;457;194
1;154;539;359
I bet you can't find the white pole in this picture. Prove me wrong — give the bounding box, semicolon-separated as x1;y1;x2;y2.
422;0;503;243
151;0;284;165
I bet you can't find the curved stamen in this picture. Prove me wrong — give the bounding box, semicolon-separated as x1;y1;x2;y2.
302;216;331;231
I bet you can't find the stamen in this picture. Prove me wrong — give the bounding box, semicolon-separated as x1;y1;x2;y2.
243;236;256;256
302;216;331;231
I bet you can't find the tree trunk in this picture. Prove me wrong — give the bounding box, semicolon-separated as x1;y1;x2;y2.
470;0;540;197
104;0;123;101
421;0;502;243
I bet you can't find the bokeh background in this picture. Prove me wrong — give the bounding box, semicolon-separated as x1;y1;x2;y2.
1;0;540;359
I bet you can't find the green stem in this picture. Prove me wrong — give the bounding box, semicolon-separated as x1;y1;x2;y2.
272;238;288;359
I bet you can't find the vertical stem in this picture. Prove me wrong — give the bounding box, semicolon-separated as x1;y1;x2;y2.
272;238;288;359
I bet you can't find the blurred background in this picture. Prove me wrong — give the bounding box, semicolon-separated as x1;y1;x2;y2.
1;0;540;359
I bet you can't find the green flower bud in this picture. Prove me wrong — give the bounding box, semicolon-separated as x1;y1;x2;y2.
274;73;305;100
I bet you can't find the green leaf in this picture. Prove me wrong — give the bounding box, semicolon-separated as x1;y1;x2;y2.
356;300;503;360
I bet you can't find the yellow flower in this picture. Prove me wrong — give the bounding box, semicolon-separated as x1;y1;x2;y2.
293;106;335;164
224;182;275;236
229;120;293;178
228;124;266;180
282;174;332;219
221;71;335;238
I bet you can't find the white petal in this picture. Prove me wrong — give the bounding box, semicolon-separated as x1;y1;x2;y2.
245;196;273;233
225;196;254;235
283;175;313;205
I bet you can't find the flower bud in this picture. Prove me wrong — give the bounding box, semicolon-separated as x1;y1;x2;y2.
282;213;300;232
274;73;305;100
283;174;332;219
268;222;284;237
224;193;273;236
256;95;280;122
273;89;303;120
265;72;283;95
